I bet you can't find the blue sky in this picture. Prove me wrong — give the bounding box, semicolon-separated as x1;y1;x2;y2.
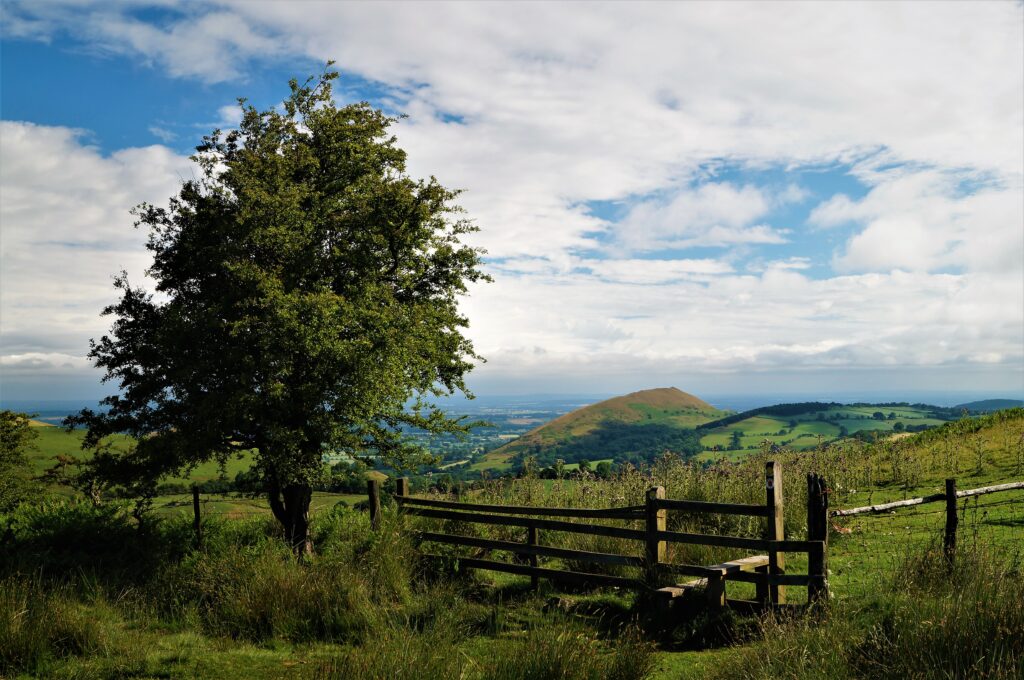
1;1;1022;401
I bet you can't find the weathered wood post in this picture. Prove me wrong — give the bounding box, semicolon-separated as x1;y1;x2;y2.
645;486;667;586
765;461;786;605
528;526;540;591
192;484;202;548
807;473;829;605
944;478;958;570
396;477;410;499
368;479;381;530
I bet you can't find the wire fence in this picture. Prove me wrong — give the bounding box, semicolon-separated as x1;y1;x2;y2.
826;487;1023;599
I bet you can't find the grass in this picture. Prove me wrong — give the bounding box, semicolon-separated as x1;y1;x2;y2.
3;408;1022;678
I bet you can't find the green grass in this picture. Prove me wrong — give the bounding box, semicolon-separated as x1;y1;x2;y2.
5;408;1022;678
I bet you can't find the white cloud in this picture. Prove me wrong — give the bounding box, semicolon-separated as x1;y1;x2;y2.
817;169;1024;274
2;1;1022;395
614;183;785;252
0;122;195;384
148;125;177;142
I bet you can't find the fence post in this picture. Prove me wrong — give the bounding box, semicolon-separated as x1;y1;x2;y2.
396;477;410;499
806;473;829;605
645;486;666;585
765;461;786;605
528;526;539;591
192;484;202;548
944;478;958;569
368;479;381;531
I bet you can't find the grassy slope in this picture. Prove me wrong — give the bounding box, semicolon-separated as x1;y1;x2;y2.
25;423;369;510
2;410;1021;678
473;387;725;471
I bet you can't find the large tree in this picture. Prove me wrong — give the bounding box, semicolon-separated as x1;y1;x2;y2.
69;69;488;554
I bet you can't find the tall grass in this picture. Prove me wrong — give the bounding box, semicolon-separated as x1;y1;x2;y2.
709;539;1024;680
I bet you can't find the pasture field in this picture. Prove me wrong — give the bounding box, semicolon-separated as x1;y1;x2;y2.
3;409;1021;679
697;404;953;453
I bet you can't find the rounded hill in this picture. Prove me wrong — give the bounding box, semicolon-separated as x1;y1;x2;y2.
473;387;724;472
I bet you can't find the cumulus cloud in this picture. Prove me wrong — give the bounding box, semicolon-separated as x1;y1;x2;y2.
2;1;1022;395
813;169;1024;275
0;121;195;385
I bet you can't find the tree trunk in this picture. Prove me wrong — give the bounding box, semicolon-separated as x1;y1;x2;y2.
268;481;314;558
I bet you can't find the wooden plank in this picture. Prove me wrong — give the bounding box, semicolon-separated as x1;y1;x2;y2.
766;460;786;604
956;481;1024;498
656;562;727;578
660;555;769;579
729;571;813;586
654;530;814;553
417;531;645;567
403;506;648;541
654;498;770;517
712;554;770;575
830;493;945;517
397;496;644;519
830;480;1023;518
425;555;648;590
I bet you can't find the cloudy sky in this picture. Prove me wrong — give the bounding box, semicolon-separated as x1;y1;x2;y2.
1;1;1022;402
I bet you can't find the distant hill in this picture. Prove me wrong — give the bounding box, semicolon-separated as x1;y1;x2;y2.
473;387;725;472
694;401;963;460
954;399;1024;413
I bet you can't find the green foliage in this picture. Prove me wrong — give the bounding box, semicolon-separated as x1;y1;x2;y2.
0;410;37;510
67;67;488;549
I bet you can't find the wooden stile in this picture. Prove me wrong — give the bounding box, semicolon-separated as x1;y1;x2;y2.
397;460;825;610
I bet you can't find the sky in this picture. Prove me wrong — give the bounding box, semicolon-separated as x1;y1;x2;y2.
1;1;1023;402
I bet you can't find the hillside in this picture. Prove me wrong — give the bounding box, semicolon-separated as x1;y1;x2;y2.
956;398;1024;412
473;387;725;472
694;401;959;458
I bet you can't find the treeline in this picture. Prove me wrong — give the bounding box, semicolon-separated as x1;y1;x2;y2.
510;421;703;472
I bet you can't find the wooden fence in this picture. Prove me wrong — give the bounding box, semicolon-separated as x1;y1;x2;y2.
368;461;830;611
830;479;1024;566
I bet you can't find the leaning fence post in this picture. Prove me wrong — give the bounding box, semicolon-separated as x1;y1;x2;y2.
192;484;202;548
765;461;786;605
368;479;381;531
645;486;667;585
944;478;958;569
807;473;829;605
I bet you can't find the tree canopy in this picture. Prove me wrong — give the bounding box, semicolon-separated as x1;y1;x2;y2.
69;68;488;553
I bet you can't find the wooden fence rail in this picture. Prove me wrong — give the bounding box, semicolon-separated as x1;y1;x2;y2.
829;478;1024;569
369;461;830;612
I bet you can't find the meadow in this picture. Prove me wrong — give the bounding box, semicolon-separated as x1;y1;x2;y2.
2;410;1021;679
